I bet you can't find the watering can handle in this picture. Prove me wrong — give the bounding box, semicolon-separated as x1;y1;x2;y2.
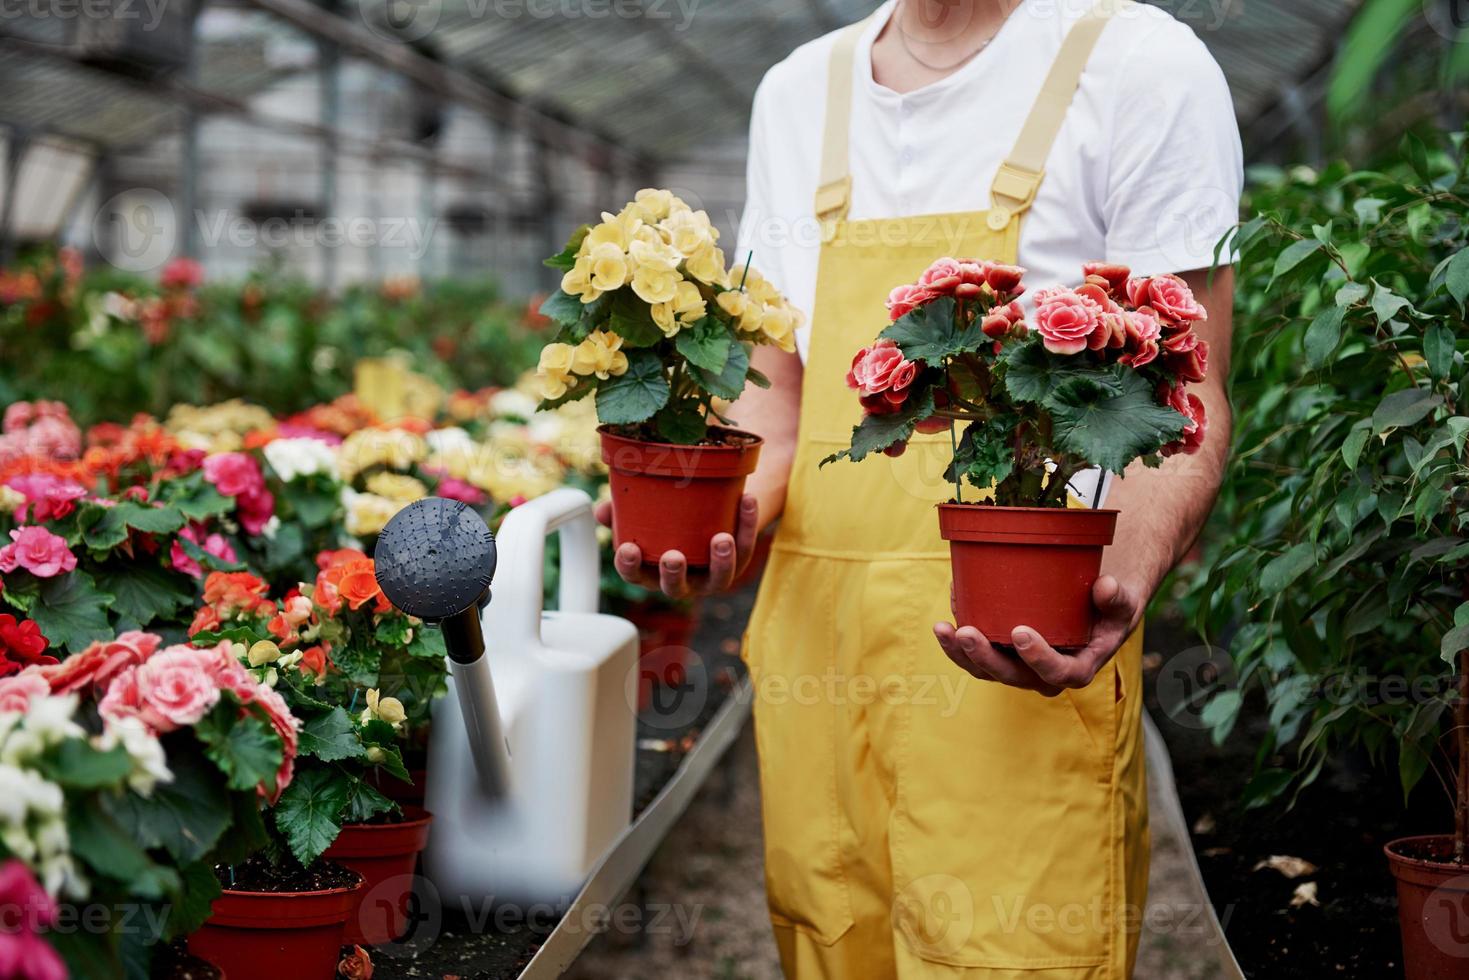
488;487;600;648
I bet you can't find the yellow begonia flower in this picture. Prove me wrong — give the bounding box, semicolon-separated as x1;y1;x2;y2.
651;302;677;337
537;343;578;400
366;472;429;503
631;265;681;305
672;280;706;324
583;209;642;253
685;241;728;287
633;188;676;222
661;208;717;257
760;305;799;353
561;257;600;304
716;290;749;320
338;428;426;482
572;331;630;380
360;688;407;730
344;490;404;537
587;241;629;292
247;640;282;667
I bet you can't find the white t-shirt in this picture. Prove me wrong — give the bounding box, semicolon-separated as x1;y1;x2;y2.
735;0;1244;364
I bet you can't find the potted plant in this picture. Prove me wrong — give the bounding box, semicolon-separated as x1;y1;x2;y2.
7;629;299;979
187;555;438;954
822;258;1209;646
533;188;801;565
1185;135;1469;977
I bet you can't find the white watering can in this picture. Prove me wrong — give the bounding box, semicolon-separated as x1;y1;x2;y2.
373;489;639;904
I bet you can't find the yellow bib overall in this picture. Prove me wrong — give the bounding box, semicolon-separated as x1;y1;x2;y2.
743;3;1148;977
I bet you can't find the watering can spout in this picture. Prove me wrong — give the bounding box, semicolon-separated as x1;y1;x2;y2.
375;497;510;799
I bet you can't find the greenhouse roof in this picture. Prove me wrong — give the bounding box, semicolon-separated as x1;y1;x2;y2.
0;0;1362;160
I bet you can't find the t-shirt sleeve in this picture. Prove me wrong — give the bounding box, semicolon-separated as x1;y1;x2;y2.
735;70;786;296
1100;20;1243;276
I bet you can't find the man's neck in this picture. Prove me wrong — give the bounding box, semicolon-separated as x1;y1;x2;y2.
871;0;1018;94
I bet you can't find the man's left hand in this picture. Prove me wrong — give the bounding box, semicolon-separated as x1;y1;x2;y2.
933;575;1143;696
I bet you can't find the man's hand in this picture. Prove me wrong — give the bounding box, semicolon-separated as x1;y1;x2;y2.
596;495;759;599
932;575;1142;696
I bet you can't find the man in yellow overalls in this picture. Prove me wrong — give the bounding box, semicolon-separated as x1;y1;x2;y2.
605;1;1241;976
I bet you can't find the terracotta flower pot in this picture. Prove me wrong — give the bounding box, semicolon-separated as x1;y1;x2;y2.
1386;835;1469;977
627;601;701;712
188;876;362;980
937;504;1118;648
323;807;434;945
600;426;762;567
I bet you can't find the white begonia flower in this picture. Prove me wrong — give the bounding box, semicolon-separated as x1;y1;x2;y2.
263;437;340;483
0;766;31;825
489;389;539;421
426;426;476;456
97;717;174;797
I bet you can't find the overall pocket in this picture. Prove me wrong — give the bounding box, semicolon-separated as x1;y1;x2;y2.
891;589;1121;970
746;551;855;945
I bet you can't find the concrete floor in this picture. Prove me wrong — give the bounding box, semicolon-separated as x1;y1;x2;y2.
567;721;1233;980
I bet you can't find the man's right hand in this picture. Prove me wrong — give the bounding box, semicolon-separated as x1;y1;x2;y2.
596;495;759;599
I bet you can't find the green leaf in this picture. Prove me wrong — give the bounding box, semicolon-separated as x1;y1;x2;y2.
158;473;233;522
688;340;751;402
344;780;397;825
298;707;366;763
331;643;383;688
1341;425;1371;469
1046;372;1189;474
880;297;984;363
608;291;666;347
654;399;708;445
1442;616;1469;665
1445;248;1469;307
946;417;1016;491
166;860;224;937
1303;305;1346;369
1260;542;1317;594
1372;388;1441;433
197;708;284;795
1270;239;1322;284
81;501;187;551
40;740;133;789
104;738;233;864
543;225;590;271
539;289;586;327
1326;0;1420;122
1424;321;1456;381
94;564;193;627
29;572;115;653
820;388;936;465
273;767;351;866
1201;690;1243;744
595;349;670;424
1371;282;1411;324
406;627;447;660
1000;340;1125;404
674;317;733;374
68;798;177;898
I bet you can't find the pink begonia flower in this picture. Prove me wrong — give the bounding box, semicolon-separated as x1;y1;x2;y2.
984;263;1027;295
100;646;220;734
885;283;935;322
37;631;162;696
846;339;919;416
202;452;276;535
435;477;488;507
3;475;88;523
1126;274;1206;325
0;527;76;578
0;860;67;980
1119;309;1163;369
1032;288;1103;356
169;525;238;580
1164;337;1210;385
1159;385;1209;458
1081;262;1132;294
0;674;50;714
159;257;204;290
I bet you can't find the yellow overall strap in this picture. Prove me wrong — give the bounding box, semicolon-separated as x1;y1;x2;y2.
814;0;1131;228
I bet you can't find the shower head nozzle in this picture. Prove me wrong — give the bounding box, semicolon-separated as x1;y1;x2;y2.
373;497;496;622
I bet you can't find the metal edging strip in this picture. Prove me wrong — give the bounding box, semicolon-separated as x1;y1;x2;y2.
1143;712;1247;980
517;676;755;979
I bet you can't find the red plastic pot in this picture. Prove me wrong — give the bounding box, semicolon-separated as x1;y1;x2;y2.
1386;835;1469;977
188;875;362;980
937;504;1118;649
600;426;762;567
627;601;701;711
323;807;434;945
